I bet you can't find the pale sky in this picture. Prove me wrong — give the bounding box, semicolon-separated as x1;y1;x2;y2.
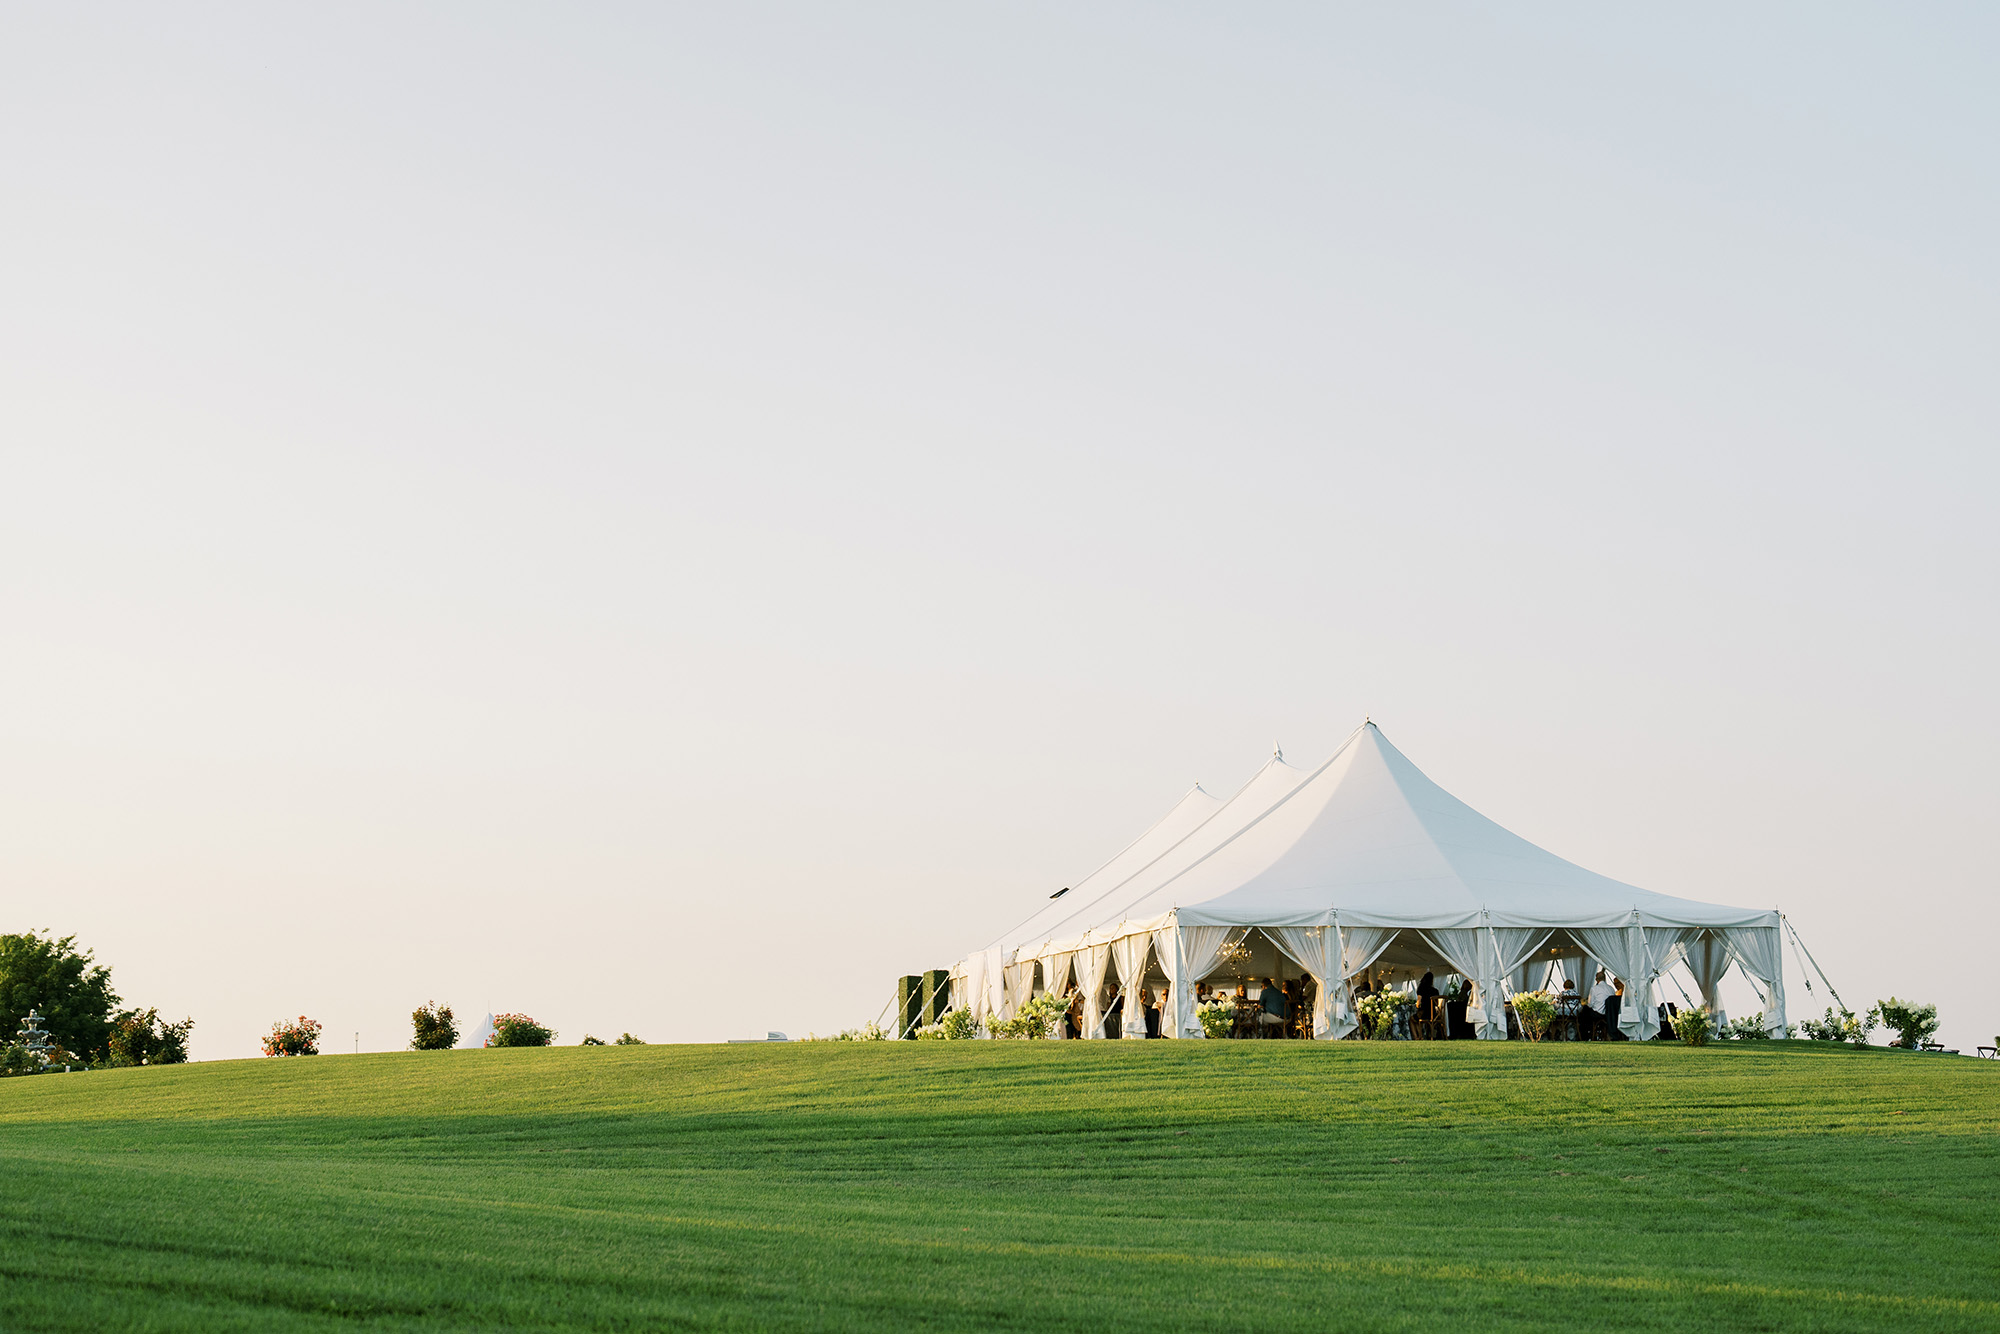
3;5;1994;1056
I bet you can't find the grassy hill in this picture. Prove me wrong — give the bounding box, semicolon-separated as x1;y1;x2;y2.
1;1040;1995;1332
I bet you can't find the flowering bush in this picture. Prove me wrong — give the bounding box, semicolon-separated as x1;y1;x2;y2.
1798;1006;1870;1046
487;1013;554;1048
410;1001;458;1051
614;1032;647;1045
0;1043;37;1076
990;993;1065;1039
918;1004;984;1040
1674;1004;1714;1046
1357;989;1414;1040
1195;996;1235;1039
1868;997;1939;1050
262;1016;322;1057
807;1022;887;1041
1509;990;1556;1043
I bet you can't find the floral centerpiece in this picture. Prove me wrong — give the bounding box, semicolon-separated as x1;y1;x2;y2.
1195;996;1235;1039
1355;988;1413;1040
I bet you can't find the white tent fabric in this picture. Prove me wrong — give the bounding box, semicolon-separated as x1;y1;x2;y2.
1269;926;1339;1039
1110;934;1150;1039
957;723;1784;1040
1076;943;1110;1039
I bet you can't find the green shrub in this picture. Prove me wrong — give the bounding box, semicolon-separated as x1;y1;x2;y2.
261;1016;322;1057
613;1032;647;1045
1674;1005;1714;1046
1723;1012;1791;1040
410;1002;458;1051
1868;997;1939;1050
806;1022;887;1041
995;994;1070;1039
106;1009;194;1065
1798;1006;1870;1045
1509;990;1556;1043
0;1043;36;1076
487;1013;554;1048
580;1034;608;1046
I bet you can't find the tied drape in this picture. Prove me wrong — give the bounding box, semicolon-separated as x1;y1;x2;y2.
1270;926;1341;1039
960;953;988;1027
1001;961;1033;1026
1172;924;1242;1038
1150;927;1177;1038
1682;931;1731;1027
982;945;1008;1027
1419;928;1499;1039
1110;933;1152;1039
1487;928;1555;1040
1724;926;1786;1036
1075;942;1111;1039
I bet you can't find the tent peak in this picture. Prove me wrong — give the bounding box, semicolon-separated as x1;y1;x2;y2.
1272;742;1283;761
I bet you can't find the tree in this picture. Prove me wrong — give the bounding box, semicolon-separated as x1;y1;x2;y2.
411;1001;458;1051
487;1013;554;1047
0;932;122;1059
105;1009;194;1066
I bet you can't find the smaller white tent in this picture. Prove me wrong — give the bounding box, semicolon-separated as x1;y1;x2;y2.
465;1013;497;1049
957;724;1786;1042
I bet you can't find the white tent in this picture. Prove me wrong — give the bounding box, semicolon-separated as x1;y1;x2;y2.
956;723;1785;1043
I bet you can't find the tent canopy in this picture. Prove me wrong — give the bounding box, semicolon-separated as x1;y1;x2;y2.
960;723;1785;1040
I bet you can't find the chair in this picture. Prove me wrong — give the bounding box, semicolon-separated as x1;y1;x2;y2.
1977;1042;1997;1059
1414;997;1445;1040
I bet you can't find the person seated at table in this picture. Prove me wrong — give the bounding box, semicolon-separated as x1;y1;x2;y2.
1234;982;1249;1000
1063;992;1082;1040
1416;971;1440;1000
1604;979;1624;1038
1105;990;1125;1039
1140;986;1161;1038
1586;969;1616;1040
1256;977;1288;1034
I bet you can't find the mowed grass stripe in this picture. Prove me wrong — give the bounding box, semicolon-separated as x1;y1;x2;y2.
2;1041;1995;1332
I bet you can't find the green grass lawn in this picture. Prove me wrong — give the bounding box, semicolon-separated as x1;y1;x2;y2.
1;1040;1995;1332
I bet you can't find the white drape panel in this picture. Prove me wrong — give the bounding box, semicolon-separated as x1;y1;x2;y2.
1574;924;1647;1038
1039;952;1072;998
1270;926;1341;1039
1485;928;1554;1039
1151;927;1178;1038
1076;942;1111;1039
1723;926;1786;1035
961;954;989;1025
983;945;1008;1024
1336;926;1399;1040
1110;933;1152;1039
1172;925;1239;1038
1340;927;1398;978
1682;931;1731;1021
1420;928;1497;1039
1002;961;1033;1024
1618;926;1686;1041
